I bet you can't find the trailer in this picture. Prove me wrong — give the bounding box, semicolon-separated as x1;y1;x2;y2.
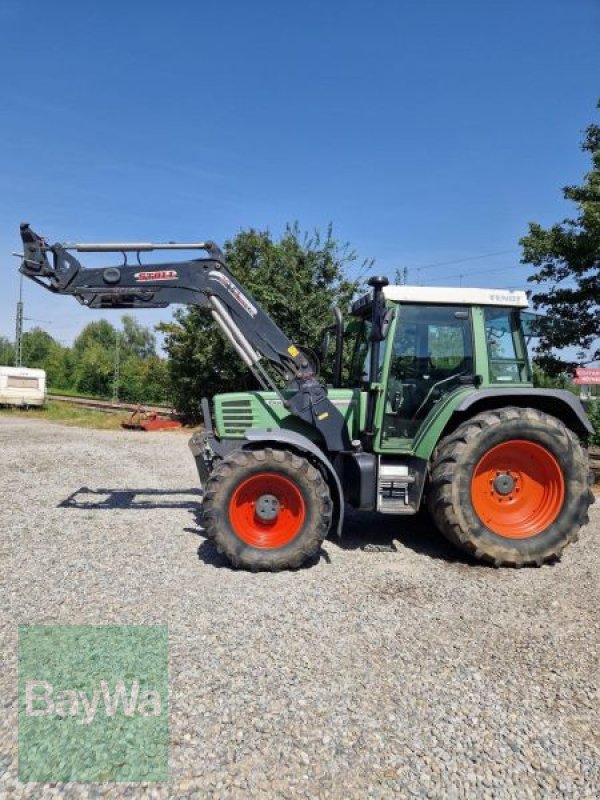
0;366;46;407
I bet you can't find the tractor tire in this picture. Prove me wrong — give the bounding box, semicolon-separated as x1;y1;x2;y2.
428;407;594;566
202;447;333;571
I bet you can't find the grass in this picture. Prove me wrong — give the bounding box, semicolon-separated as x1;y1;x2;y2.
0;401;129;430
47;386;112;401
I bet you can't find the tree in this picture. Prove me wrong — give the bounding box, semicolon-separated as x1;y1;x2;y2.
160;224;367;419
521;101;600;375
0;336;15;366
121;314;156;359
72;319;118;359
21;327;56;367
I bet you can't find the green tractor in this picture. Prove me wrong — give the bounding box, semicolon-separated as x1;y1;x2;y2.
19;225;594;571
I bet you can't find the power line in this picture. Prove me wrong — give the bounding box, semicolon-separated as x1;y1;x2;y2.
421;263;528;286
414;249;517;272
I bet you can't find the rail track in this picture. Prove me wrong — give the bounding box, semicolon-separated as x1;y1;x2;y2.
47;394;177;416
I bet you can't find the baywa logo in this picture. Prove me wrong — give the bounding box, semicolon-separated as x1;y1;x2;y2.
19;625;168;783
25;678;162;725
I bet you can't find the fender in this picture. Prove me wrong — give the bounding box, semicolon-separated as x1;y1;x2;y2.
408;386;592;462
455;389;592;437
243;429;345;536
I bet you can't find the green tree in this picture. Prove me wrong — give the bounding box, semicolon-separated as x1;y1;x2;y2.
521;101;600;375
121;314;156;359
72;319;118;359
72;340;114;396
160;224;367;419
21;327;56;367
0;336;15;366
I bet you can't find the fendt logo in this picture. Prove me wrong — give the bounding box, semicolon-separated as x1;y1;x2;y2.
489;293;521;304
134;270;178;281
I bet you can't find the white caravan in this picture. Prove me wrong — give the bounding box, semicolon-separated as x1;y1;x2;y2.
0;366;46;407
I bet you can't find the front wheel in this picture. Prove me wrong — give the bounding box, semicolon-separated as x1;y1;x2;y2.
428;407;594;566
202;447;333;571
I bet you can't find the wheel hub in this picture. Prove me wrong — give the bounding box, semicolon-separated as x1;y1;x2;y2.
492;472;515;496
471;439;565;539
255;493;280;521
228;472;306;549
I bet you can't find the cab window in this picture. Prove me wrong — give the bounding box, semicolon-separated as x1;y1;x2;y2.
484;308;531;383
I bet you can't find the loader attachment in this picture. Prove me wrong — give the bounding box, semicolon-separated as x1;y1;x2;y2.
19;223;83;292
17;223;352;453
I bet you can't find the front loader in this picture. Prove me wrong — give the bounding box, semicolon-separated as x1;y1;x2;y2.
18;224;594;570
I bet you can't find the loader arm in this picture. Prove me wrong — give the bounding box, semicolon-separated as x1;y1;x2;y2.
18;223;350;451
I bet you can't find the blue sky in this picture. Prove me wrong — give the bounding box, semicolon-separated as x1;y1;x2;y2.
0;0;598;349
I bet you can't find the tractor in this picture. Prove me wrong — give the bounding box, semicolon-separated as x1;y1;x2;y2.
18;224;594;570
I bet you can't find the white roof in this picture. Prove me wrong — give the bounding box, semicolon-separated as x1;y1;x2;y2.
381;285;529;308
0;366;46;376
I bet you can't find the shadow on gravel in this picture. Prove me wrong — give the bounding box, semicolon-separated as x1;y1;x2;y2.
59;486;203;510
185;507;476;569
336;508;479;566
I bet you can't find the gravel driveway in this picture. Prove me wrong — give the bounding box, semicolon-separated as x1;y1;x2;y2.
1;417;599;799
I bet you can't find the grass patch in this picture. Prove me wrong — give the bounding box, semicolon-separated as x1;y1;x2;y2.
0;401;128;430
47;387;112;401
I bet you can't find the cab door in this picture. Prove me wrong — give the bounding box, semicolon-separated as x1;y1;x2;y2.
378;304;474;447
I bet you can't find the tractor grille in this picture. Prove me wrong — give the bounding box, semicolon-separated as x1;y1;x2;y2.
220;399;257;436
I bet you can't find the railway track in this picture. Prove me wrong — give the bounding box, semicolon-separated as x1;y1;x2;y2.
47;394;177;416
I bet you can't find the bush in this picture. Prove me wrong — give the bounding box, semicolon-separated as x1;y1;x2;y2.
587;400;600;447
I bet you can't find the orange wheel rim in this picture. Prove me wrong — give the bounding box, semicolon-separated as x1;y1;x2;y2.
471;439;565;539
229;472;306;548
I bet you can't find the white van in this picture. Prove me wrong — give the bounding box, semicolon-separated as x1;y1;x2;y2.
0;366;46;407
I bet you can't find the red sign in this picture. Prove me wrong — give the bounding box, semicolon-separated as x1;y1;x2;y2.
134;270;178;282
576;367;600;379
573;376;600;385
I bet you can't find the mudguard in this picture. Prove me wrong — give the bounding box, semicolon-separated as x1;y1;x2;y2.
243;429;345;536
455;389;593;436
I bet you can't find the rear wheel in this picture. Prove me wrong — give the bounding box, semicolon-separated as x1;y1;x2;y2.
428;407;594;566
203;447;332;571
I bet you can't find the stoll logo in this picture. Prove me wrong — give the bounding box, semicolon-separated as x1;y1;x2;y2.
134;269;178;281
25;678;162;725
19;624;168;783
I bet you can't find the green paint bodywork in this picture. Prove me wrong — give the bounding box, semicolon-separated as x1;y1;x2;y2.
214;388;367;442
212;300;533;461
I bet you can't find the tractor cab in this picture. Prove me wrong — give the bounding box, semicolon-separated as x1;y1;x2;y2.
345;285;532;447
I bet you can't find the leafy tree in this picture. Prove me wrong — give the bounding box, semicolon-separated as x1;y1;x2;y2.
21;327;56;367
531;364;570;390
0;336;15;366
72;319;118;359
121;314;156;359
521;101;600;375
118;355;169;404
72;340;114;396
160;224;367;419
43;343;72;389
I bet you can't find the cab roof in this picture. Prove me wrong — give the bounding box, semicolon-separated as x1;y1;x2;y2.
351;285;529;314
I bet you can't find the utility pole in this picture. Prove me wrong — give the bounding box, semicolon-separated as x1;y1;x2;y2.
112;332;120;405
15;274;24;367
394;267;409;285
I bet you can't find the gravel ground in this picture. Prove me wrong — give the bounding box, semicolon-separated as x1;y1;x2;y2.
1;417;599;799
